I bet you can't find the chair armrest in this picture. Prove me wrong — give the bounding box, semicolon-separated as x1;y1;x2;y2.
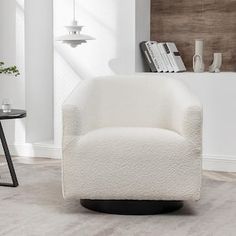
62;105;80;148
62;80;97;149
168;81;203;150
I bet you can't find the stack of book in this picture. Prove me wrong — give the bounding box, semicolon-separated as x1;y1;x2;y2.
140;41;186;73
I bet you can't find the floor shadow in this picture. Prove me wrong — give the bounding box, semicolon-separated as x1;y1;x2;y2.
169;202;198;216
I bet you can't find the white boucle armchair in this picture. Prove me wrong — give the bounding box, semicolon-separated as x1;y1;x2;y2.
62;75;202;214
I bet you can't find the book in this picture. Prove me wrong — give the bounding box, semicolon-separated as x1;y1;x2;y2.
149;41;168;72
140;42;157;72
140;41;186;73
162;43;176;72
164;43;186;72
158;43;174;72
145;41;161;72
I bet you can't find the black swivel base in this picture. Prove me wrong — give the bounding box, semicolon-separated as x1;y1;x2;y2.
80;199;184;215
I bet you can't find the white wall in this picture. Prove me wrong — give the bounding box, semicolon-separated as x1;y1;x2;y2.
183;73;236;172
0;0;150;157
0;0;54;157
135;0;151;72
0;0;25;147
140;72;236;172
25;0;54;143
53;0;150;146
0;0;16;145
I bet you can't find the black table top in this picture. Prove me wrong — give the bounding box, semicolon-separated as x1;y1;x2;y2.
0;109;26;120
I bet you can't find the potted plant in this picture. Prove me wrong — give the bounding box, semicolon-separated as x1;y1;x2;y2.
0;62;20;112
0;62;20;77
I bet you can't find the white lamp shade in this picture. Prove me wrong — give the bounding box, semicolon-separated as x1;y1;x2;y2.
56;0;94;48
56;22;94;47
56;32;94;43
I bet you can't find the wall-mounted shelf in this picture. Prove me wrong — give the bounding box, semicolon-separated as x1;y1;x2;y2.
138;72;236;79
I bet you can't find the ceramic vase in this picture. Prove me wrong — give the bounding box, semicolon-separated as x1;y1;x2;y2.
209;53;222;73
193;39;205;73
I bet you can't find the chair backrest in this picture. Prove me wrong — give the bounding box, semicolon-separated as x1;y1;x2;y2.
86;75;182;129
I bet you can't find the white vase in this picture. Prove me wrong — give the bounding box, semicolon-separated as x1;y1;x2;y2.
209;53;222;73
193;39;205;73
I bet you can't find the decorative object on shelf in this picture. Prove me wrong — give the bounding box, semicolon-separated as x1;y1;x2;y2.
209;53;222;73
193;39;205;73
2;99;11;113
0;62;20;77
56;0;94;48
140;41;186;73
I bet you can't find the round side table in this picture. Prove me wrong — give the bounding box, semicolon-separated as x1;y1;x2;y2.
0;109;26;187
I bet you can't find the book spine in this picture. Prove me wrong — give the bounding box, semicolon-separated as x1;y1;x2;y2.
163;43;177;72
166;43;186;72
140;42;157;72
145;41;161;72
164;43;178;72
159;43;174;72
149;41;165;72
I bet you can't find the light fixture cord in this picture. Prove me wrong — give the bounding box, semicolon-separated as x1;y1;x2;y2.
73;0;76;22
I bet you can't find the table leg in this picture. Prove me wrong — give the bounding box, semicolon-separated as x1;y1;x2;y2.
0;121;18;187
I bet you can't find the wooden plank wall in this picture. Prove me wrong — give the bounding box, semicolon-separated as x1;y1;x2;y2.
151;0;236;71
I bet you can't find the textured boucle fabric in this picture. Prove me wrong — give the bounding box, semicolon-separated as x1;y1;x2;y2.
62;75;202;201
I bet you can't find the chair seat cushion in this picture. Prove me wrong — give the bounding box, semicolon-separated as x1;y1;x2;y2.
63;127;201;200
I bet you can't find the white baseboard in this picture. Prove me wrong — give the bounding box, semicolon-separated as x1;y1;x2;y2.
203;155;236;172
1;144;236;172
0;143;61;159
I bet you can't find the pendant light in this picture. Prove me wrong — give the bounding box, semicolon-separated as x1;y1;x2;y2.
56;0;94;48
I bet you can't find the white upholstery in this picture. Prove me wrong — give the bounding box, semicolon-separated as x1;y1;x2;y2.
62;75;202;201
